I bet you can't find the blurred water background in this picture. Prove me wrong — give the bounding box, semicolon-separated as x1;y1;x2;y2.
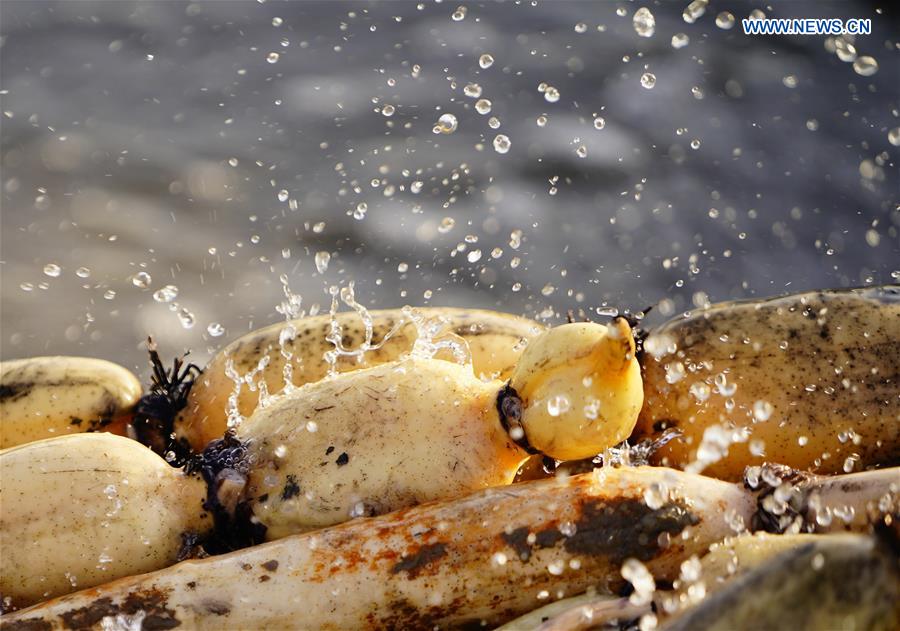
1;0;897;376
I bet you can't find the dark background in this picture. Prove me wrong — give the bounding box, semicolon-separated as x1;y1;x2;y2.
1;1;897;377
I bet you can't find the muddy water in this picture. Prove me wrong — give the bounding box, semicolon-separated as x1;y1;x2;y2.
1;1;897;376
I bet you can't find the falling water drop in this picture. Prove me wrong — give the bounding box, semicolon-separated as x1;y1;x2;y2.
852;56;878;76
632;8;655;37
315;251;331;273
433;113;458;134
492;134;511;154
132;272;151;288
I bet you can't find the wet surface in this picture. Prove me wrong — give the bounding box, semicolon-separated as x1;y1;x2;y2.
1;1;897;376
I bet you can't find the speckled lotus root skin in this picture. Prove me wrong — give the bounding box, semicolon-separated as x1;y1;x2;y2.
0;433;211;610
4;463;895;630
175;308;546;451
635;285;900;480
216;320;642;538
0;356;141;449
0;467;748;630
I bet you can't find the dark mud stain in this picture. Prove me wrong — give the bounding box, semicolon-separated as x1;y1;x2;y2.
0;382;33;403
281;474;301;500
1;620;53;631
202;601;230;616
336;452;349;466
262;560;279;572
57;588;179;630
390;543;448;579
535;529;565;548
565;498;699;562
501;527;532;561
500;498;698;564
377;595;476;631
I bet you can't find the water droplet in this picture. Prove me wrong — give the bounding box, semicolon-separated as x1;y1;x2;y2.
352;202;368;220
467;249;482;263
478;53;494;69
715;11;735;29
682;0;708;24
266;52;280;64
536;114;548;127
843;454;859;473
690;138;701;150
888;127;900;146
19;282;33;292
272;16;283;26
207;322;225;337
640;73;656;89
315;251;331;273
546;394;570;417
177;308;195;329
865;229;880;247
643;482;668;509
474;98;492;115
451;5;467;21
543;86;560;103
463;83;482;98
433;113;458;134
753;400;773;422
103;289;116;300
671;33;690;49
834;38;857;62
852;56;878;76
439;217;455;233
43;263;61;277
492;134;511;154
593;117;606;130
152;285;179;303
689;382;710;402
397;262;409;273
621;558;656;606
575;144;587;158
488;116;501;129
749;439;766;457
633;8;655;37
574;22;588;34
277;189;289;202
665;362;686;384
381;104;395;117
132;271;151;288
